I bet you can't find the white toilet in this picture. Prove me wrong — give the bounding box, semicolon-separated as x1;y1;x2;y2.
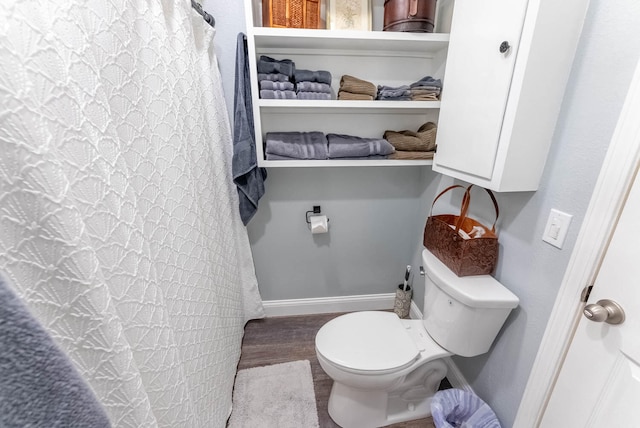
315;249;519;428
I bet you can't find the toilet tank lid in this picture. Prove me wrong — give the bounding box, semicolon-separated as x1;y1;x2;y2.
422;249;519;309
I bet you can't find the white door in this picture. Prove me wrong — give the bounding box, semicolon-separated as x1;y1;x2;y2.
540;162;640;426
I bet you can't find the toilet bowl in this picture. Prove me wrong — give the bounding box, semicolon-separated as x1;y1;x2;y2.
315;249;519;428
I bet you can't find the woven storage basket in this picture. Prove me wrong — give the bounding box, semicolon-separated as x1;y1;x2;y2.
263;0;320;29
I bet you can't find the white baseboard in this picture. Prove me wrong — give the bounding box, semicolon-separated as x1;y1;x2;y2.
409;300;423;320
262;293;396;317
442;357;473;392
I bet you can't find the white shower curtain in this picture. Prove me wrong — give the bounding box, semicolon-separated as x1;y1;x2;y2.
0;1;263;427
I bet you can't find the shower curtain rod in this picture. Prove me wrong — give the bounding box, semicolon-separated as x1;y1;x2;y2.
191;0;215;28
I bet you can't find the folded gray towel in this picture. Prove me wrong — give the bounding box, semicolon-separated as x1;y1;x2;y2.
265;132;328;160
265;153;319;160
297;92;332;100
332;155;389;160
0;273;112;428
260;80;295;91
258;55;295;78
257;72;290;82
260;89;297;99
377;85;411;99
378;95;412;101
296;81;332;93
294;69;332;85
410;75;442;88
266;153;387;160
377;84;410;92
327;134;395;158
265;153;297;160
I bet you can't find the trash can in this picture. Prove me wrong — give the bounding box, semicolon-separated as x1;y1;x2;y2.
431;389;501;428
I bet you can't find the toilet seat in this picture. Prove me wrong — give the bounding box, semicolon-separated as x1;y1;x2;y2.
315;311;420;374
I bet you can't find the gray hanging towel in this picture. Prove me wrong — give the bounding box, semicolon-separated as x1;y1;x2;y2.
233;33;267;225
0;273;112;428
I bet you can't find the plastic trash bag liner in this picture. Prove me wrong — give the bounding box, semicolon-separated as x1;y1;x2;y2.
431;388;501;428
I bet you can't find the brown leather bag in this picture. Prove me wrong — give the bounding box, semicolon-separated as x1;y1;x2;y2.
423;185;500;276
383;0;437;33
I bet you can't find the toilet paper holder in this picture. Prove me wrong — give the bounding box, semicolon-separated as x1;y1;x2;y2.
305;205;330;228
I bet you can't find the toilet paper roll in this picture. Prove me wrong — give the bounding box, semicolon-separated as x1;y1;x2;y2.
309;215;329;234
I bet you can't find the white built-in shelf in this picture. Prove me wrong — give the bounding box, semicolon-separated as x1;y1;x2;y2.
258;99;441;113
251;27;450;57
260;159;433;168
248;25;446;169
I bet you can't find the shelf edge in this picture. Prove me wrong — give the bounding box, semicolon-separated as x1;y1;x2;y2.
257;159;434;168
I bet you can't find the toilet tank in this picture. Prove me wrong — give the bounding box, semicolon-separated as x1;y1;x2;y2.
421;249;519;357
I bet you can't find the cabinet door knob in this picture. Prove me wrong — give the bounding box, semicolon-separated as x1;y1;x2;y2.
499;41;511;54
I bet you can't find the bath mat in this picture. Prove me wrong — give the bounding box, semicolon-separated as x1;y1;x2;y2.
228;360;319;428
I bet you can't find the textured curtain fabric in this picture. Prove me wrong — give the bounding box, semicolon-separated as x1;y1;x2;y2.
0;1;263;427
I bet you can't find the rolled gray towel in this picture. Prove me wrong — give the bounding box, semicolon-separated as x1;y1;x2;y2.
265;132;328;160
296;81;332;93
260;89;297;99
0;273;112;428
294;69;332;85
257;73;290;82
260;80;295;91
327;134;395;158
297;92;332;100
258;55;295;78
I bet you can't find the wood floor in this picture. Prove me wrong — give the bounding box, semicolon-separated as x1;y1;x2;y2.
236;312;451;428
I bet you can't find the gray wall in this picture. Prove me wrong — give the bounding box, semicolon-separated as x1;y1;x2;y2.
204;0;640;426
247;167;426;300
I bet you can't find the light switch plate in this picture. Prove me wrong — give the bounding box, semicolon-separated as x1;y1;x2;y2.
542;209;573;249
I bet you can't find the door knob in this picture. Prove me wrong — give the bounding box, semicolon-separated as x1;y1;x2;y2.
583;299;625;325
499;41;511;53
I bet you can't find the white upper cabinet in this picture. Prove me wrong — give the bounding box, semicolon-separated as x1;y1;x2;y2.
434;0;527;181
433;0;590;191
